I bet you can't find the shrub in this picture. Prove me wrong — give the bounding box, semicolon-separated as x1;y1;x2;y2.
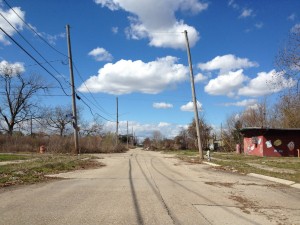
0;133;127;154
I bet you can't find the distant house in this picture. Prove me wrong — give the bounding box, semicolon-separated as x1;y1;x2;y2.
240;128;300;157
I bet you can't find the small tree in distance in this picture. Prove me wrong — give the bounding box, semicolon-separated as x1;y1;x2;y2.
40;105;73;136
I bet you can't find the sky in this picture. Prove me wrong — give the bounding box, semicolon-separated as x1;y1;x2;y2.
0;0;299;139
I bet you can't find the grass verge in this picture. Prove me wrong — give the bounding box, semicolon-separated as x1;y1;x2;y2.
0;154;31;161
164;150;300;183
0;154;104;187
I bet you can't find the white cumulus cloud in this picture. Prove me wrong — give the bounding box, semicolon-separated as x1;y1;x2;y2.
95;0;208;49
287;13;296;21
238;70;296;97
88;47;113;62
153;102;173;109
198;54;258;73
103;120;186;139
204;69;248;96
194;72;207;82
239;8;253;18
158;122;171;127
112;26;119;34
78;56;188;95
222;99;257;107
0;60;25;75
28;24;65;45
291;23;300;33
0;6;25;45
180;101;202;112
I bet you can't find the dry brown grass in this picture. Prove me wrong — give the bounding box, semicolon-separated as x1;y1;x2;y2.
0;134;127;154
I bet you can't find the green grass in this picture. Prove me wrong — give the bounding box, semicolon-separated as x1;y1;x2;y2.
212;152;300;183
164;150;300;183
175;150;199;156
0;155;104;187
0;154;31;162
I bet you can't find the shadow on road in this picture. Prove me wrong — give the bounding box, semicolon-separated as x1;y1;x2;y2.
129;158;144;225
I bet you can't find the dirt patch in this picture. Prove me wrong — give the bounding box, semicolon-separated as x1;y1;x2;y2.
205;181;235;188
78;160;105;169
229;195;258;214
211;165;242;174
237;182;282;188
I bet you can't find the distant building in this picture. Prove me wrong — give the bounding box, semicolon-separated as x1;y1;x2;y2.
240;127;300;157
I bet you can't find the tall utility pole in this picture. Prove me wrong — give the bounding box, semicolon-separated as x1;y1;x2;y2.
184;30;203;159
220;123;223;147
116;97;119;145
127;121;129;149
132;127;134;146
66;24;79;155
30;115;33;136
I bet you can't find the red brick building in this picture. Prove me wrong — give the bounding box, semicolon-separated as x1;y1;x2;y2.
240;128;300;157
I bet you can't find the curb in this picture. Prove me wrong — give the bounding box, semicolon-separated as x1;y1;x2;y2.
291;183;300;189
203;161;221;167
202;161;300;189
248;173;295;186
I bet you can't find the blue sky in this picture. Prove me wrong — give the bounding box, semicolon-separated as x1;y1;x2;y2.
0;0;299;139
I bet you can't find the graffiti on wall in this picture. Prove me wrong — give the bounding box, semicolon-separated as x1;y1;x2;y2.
245;136;263;154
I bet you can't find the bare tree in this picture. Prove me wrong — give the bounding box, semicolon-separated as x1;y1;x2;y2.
220;113;244;152
80;115;103;136
152;130;163;149
40;105;73;136
142;137;151;149
276;25;300;93
240;100;268;128
187;118;211;150
271;93;300;128
174;128;189;149
273;25;300;127
0;64;47;135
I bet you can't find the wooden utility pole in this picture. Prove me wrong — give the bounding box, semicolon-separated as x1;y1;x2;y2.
66;24;79;155
30;115;33;136
221;123;223;147
132;127;134;146
127;121;129;149
116;97;119;145
184;30;203;159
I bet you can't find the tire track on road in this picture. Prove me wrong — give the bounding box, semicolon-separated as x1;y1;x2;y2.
150;157;262;225
134;154;178;225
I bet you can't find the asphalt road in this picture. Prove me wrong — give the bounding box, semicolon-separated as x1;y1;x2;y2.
1;149;300;225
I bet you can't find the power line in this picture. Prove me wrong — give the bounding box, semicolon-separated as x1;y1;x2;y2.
0;86;69;90
2;0;68;58
77;91;116;119
1;1;115;123
76;94;115;122
0;92;69;97
73;63;115;118
0;11;72;91
0;27;70;96
24;59;68;68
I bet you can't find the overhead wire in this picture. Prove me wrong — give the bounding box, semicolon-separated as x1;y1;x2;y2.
2;0;73;90
0;92;69;97
76;93;115;122
2;0;116;122
0;27;71;96
2;0;68;58
73;63;116;119
0;11;72;92
24;59;68;68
